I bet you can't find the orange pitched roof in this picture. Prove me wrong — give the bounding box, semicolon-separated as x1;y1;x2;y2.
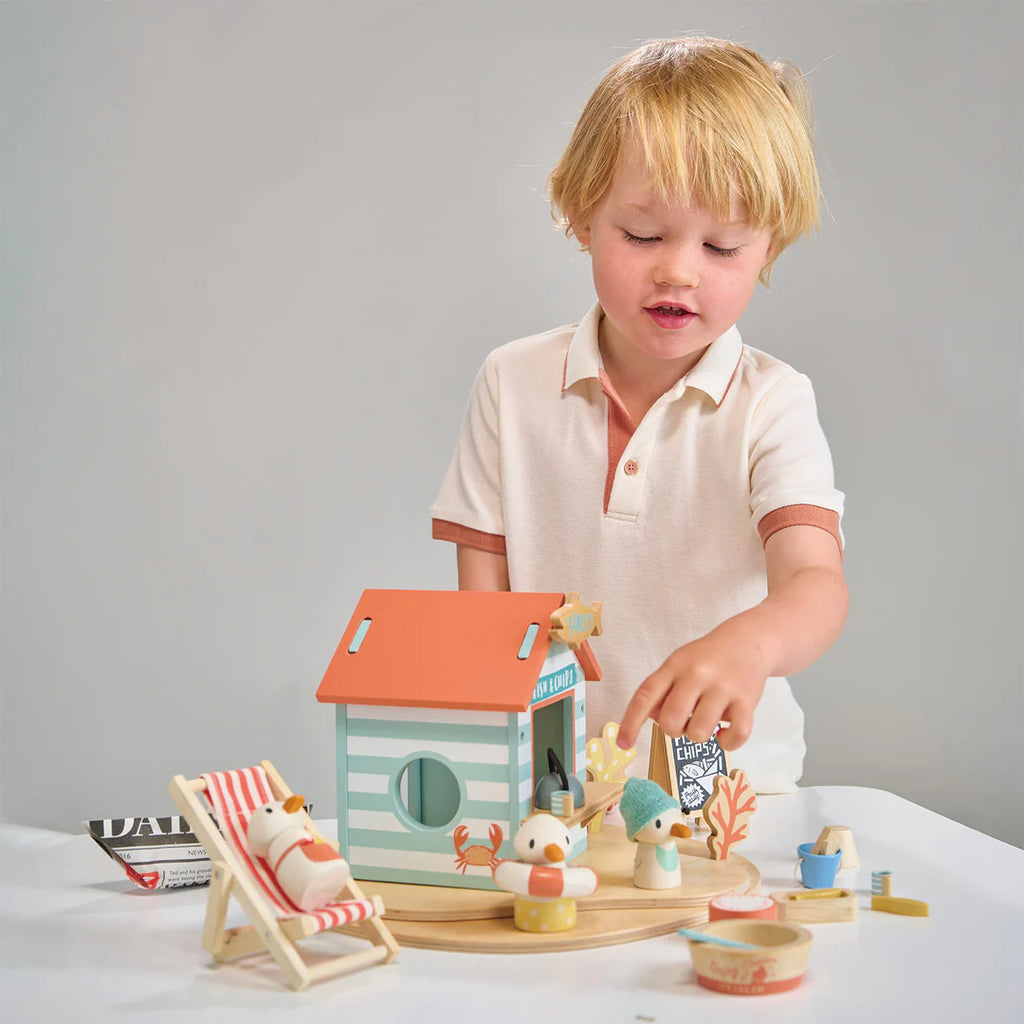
316;590;601;713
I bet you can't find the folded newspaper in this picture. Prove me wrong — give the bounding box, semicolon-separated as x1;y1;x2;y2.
86;801;317;890
85;815;212;890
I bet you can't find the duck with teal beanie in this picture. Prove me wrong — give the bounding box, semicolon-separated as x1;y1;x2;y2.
621;778;693;890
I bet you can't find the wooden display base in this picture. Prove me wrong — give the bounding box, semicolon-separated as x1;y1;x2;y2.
352;826;760;953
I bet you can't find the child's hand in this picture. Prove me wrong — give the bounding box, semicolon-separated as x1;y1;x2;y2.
616;626;770;752
616;527;848;753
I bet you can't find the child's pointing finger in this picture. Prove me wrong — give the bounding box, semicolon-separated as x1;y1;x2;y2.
618;663;684;745
617;668;674;749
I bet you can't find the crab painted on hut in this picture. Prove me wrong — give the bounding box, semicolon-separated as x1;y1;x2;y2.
316;590;602;891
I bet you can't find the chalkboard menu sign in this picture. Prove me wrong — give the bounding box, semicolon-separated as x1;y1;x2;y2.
668;731;729;813
648;724;729;815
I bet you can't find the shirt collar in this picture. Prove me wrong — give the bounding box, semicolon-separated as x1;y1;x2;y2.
562;302;604;390
562;302;743;409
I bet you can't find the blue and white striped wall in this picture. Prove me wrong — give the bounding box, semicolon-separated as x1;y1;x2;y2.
334;644;589;889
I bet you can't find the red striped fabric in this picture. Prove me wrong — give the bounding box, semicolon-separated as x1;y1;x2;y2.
201;766;376;933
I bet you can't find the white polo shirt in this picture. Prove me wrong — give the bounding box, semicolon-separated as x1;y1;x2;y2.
432;303;844;792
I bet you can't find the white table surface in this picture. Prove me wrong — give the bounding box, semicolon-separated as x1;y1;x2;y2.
2;786;1022;1022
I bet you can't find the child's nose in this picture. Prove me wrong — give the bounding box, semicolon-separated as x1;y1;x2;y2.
653;247;700;288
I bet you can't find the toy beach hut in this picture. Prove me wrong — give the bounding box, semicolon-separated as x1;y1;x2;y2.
316;590;601;891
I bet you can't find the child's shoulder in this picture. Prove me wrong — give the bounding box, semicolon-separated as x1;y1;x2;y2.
481;319;580;376
490;320;578;358
732;341;822;424
736;341;813;393
739;341;799;377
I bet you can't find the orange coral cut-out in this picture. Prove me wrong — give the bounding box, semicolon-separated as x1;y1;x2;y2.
705;769;756;860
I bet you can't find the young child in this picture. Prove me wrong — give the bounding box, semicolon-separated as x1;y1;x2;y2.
430;37;847;793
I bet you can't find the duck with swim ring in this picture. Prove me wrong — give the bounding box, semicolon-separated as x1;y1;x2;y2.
492;812;598;932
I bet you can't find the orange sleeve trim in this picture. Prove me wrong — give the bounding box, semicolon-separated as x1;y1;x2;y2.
431;519;507;556
757;505;843;557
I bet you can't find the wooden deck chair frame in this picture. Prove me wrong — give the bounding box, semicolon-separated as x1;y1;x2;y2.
169;759;399;991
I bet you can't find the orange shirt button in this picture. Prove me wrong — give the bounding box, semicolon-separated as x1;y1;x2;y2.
624;459;639;476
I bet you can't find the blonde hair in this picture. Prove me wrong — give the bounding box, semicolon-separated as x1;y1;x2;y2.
548;37;821;283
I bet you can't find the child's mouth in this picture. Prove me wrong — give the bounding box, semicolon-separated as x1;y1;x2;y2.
645;305;696;328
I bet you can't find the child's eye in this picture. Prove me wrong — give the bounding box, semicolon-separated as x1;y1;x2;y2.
705;243;741;257
623;230;659;246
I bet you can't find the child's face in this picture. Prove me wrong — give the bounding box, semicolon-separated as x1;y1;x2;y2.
576;144;772;379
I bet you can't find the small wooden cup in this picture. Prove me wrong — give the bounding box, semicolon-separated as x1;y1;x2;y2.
685;920;813;995
708;894;778;921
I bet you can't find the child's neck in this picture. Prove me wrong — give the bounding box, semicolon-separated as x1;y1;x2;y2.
598;326;707;426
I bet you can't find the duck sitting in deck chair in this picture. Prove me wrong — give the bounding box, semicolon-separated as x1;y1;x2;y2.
169;759;398;991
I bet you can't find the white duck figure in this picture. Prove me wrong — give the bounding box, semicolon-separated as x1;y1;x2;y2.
620;778;692;890
246;794;352;911
492;813;598;932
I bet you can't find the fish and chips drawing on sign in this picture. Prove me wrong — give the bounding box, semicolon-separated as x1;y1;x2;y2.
648;724;730;816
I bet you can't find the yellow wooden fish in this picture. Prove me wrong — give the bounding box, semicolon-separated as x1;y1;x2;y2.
549;592;603;649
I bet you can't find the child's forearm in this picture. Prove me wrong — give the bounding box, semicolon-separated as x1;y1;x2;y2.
719;562;848;680
617;524;846;751
457;545;510;591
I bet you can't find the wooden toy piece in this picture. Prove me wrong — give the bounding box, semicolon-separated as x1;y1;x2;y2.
837;828;858;868
316;589;602;891
704;769;756;860
245;794;353;912
512;895;580;932
709;893;778;921
549;792;576;817
810;825;842;857
771;888;859;923
535;747;585;814
809;824;859;868
871;896;929;917
586;722;635;780
585;721;635;833
560;780;626;831
168;761;397;992
678;927;760;949
871;863;930;915
620;778;692;889
683;920;813;995
492;813;598;933
367;825;758;921
648;723;729;818
549;591;603;649
872;870;894;898
356;824;762;952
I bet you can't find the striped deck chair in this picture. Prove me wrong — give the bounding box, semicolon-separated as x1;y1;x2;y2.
169;760;398;990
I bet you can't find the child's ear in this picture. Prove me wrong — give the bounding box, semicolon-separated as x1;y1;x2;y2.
567;207;591;247
573;221;592;247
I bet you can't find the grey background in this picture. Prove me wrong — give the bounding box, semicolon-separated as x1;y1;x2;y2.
3;1;1021;847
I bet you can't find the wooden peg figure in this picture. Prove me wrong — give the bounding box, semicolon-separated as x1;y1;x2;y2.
620;778;692;889
246;795;352;912
492;813;598;932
